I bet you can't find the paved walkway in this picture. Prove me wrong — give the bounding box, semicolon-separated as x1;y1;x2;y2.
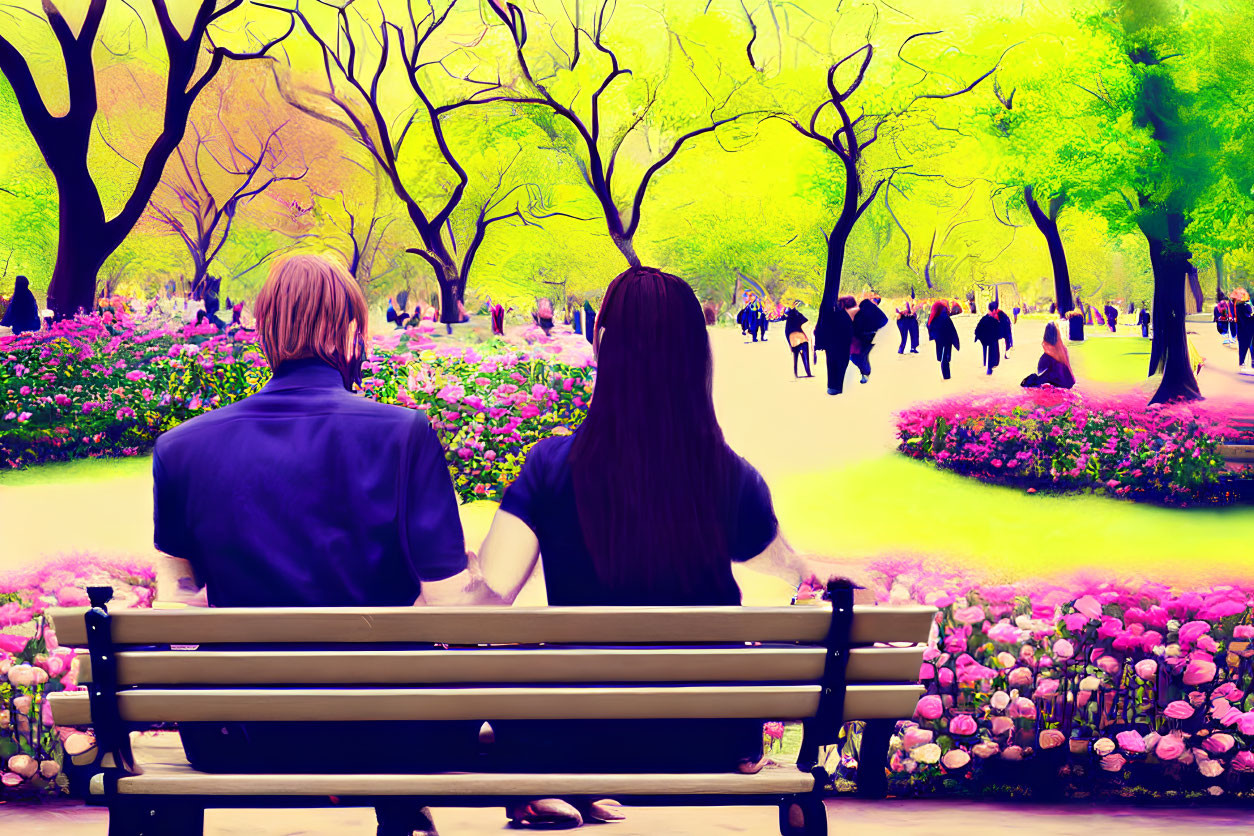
5;796;1254;835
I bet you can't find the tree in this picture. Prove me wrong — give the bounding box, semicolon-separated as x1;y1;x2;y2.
749;2;1007;310
0;0;292;316
265;0;571;324
146;76;308;296
488;0;761;267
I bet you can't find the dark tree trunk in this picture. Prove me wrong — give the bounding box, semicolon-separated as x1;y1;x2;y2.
1214;252;1225;302
1186;264;1204;313
1024;185;1073;316
611;233;642;268
822;221;852;310
1144;215;1202;404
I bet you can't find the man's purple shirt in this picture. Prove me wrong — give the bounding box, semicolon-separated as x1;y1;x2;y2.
153;357;467;607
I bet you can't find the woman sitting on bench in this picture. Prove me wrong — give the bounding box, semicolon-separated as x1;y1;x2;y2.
477;265;816;829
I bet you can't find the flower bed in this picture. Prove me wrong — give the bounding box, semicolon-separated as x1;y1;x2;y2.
811;560;1254;800
896;390;1239;505
1;556;155;798
0;312;595;502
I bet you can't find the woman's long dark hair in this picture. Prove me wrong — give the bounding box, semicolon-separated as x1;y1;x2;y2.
569;266;741;604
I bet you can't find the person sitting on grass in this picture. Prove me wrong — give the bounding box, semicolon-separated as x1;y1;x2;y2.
475;265;829;830
1020;322;1075;389
154;253;494;836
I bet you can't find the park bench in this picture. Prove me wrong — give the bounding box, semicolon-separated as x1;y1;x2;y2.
48;585;935;836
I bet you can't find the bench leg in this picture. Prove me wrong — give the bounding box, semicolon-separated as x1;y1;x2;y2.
778;795;827;836
855;719;895;799
108;800;205;836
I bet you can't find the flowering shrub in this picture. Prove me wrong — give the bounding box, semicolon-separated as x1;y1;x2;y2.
0;312;595;501
0;556;155;798
896;390;1239;505
824;559;1254;800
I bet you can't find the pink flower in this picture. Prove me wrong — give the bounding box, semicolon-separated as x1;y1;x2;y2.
1183;658;1217;685
1232;751;1254;773
1052;639;1074;660
941;749;971;770
901;728;934;750
990;691;1011;711
990;716;1014;736
1237;712;1254;735
972;742;1000;758
1035;678;1059;697
1100;753;1127;772
1095;656;1120;675
1198;759;1225;778
948;714;978;736
1234;625;1254;639
953;606;985;625
1154;734;1186;760
1163;701;1194;720
1204;734;1235;754
1038;729;1065;749
1134;659;1158;680
1116;730;1145;753
914;695;943;721
1074;595;1103;619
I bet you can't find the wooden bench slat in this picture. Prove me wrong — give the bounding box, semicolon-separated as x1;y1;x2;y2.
50;683;922;725
75;646;924;687
90;766;817;798
48;605;936;647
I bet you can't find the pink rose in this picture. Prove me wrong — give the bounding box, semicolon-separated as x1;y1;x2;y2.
1232;751;1254;772
990;716;1014;736
1234;625;1254;639
914;695;943;721
948;715;978;736
1198;759;1224;778
1183;659;1217;685
1204;734;1235;754
972;742;1000;758
1052;639;1074;660
1001;745;1024;761
1116;730;1145;753
6;754;36;778
1035;678;1059;697
1100;753;1127;772
953;606;985;625
1074;595;1103;619
1007;667;1034;688
1095;656;1120;675
1163;701;1195;720
1134;659;1158;681
901;728;934;751
990;691;1011;711
1038;729;1065;749
1154;734;1186;760
941;749;971;770
1238;712;1254;735
1009;697;1036;720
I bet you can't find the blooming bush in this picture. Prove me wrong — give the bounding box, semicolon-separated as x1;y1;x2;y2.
0;311;595;502
824;559;1254;800
896;390;1239;505
0;556;155;798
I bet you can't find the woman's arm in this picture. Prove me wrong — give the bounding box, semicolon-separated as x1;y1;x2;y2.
154;553;208;607
739;531;810;586
475;509;542;606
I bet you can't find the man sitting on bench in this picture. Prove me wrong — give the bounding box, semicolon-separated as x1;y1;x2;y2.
153;254;498;836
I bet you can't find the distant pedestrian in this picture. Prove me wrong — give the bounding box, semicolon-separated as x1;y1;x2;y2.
583;300;596;346
926;300;960;381
1;276;41;335
850;298;888;384
1103;303;1118;333
1138;305;1150;338
1067;309;1086;342
1216;296;1233;343
783;305;812;378
975;302;1003;375
895;300;920;354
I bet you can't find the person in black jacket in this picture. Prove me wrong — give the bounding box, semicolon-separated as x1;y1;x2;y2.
926;300;960;380
1104;303;1119;333
895;300;920;354
850;298;889;383
1235;288;1254;371
975;302;1003;375
1;276;40;334
813;296;856;395
1138;305;1151;338
783;306;812;378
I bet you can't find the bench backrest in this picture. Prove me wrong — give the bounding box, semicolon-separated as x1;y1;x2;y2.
48;598;935;771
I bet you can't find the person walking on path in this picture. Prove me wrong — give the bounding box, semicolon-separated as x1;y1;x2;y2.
850;297;888;384
814;295;856;395
583;300;597;346
1216;295;1234;343
1139;304;1151;338
975;302;1003;375
754;303;769;342
1234;288;1254;373
783;305;812;378
895;300;920;354
926;300;961;380
994;302;1014;358
1;276;40;334
1104;302;1119;333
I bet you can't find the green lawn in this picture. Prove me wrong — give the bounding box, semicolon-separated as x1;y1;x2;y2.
1067;335;1152;383
770;454;1254;587
0;454;152;486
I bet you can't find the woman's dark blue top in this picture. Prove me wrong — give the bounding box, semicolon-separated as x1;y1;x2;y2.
153;358;467;607
1;285;40;334
499;434;778;606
